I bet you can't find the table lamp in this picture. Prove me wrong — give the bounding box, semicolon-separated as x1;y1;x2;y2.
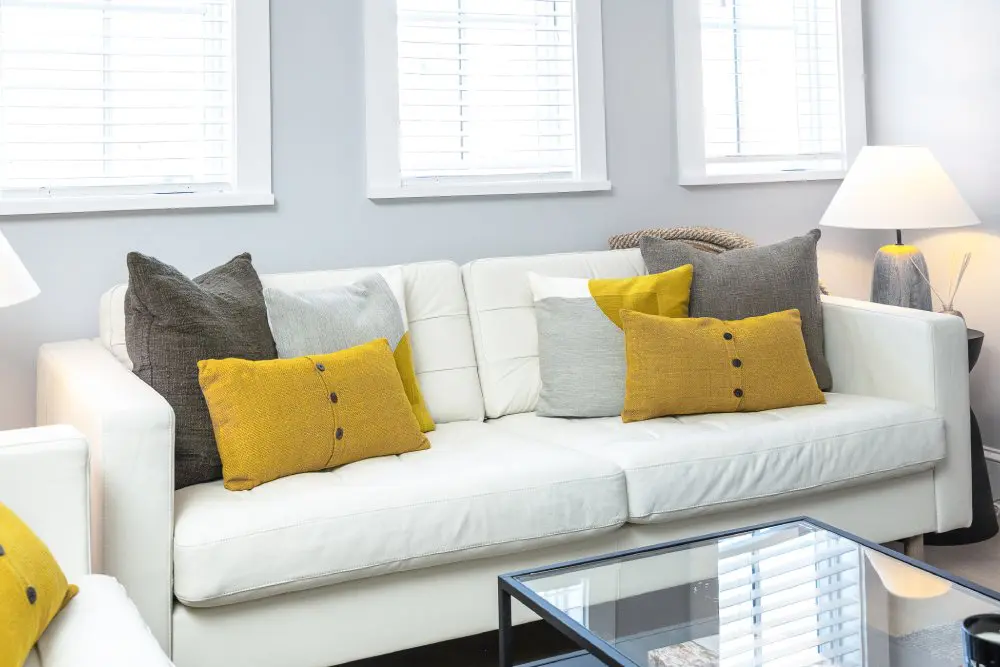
819;146;981;310
0;231;40;307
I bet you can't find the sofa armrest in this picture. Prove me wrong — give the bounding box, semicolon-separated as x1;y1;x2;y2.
822;296;971;533
38;575;174;667
0;426;90;581
37;340;174;653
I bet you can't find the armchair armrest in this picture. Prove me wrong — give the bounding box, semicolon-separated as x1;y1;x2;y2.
822;296;971;533
38;575;174;667
0;426;89;580
37;340;174;653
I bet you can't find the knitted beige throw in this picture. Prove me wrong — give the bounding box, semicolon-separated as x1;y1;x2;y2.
608;226;756;254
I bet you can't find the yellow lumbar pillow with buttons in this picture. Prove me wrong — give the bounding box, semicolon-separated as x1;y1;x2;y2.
199;338;431;491
0;502;77;667
620;308;825;423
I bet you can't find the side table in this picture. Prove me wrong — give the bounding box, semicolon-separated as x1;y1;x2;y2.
926;328;999;545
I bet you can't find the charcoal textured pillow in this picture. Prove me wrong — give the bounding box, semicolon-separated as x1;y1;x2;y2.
125;252;277;489
640;229;831;390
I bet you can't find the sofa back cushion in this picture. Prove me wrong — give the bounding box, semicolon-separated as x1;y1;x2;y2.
100;261;484;424
462;249;645;418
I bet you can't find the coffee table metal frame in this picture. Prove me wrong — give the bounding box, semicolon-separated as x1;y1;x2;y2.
498;516;1000;667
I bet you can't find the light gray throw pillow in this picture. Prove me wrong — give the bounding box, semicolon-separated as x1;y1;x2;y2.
535;297;627;418
263;274;405;359
640;229;831;391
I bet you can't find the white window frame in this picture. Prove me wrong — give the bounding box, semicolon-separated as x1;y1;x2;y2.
0;0;274;217
672;0;867;186
364;0;610;200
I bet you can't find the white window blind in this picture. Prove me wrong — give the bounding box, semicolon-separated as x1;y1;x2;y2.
672;0;865;185
365;0;608;199
715;530;864;667
701;0;843;167
0;0;235;198
396;0;577;183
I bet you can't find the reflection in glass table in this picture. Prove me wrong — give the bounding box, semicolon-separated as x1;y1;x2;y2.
499;518;1000;666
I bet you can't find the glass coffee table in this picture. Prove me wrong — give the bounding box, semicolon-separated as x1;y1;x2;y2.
499;518;1000;666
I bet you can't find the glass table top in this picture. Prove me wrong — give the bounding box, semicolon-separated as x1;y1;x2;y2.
506;520;1000;667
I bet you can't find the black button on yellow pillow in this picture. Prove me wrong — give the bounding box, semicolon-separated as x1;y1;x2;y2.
199;338;431;491
621;309;825;422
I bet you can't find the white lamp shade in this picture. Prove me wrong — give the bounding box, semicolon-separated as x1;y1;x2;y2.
865;549;951;599
820;146;981;231
0;231;39;308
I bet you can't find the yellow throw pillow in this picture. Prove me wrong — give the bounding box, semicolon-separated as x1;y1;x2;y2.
588;266;693;327
0;503;77;667
621;309;825;422
199;338;431;491
393;332;435;433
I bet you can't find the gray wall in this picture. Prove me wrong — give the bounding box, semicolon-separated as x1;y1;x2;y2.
0;0;867;429
864;0;1000;452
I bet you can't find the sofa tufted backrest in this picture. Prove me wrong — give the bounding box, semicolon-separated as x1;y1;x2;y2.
461;249;645;419
98;261;485;424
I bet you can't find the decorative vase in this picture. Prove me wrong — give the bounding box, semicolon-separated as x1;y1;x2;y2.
871;244;932;310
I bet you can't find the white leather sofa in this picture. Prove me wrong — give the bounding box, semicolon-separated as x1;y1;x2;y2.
0;426;172;667
36;248;970;667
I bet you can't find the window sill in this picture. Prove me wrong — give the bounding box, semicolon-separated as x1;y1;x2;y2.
368;179;612;200
0;191;276;217
679;170;847;186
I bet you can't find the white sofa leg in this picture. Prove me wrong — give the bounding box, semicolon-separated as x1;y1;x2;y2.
902;534;925;561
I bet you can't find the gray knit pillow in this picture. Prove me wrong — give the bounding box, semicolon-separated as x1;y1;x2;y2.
125;252;277;489
640;230;830;391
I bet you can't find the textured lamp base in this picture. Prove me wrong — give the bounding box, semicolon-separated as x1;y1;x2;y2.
871;245;932;310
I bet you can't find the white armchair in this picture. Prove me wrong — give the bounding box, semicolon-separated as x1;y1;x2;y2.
0;426;172;667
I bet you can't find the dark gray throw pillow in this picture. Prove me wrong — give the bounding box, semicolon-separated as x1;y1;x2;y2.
640;230;830;391
125;252;277;489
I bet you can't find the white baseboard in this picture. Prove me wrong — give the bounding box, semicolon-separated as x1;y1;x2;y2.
985;448;1000;502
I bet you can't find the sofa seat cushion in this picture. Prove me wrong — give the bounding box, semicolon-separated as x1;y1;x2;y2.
36;576;172;667
172;421;627;608
488;394;945;524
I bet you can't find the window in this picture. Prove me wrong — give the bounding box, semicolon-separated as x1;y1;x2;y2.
673;0;866;185
364;0;609;199
0;0;272;216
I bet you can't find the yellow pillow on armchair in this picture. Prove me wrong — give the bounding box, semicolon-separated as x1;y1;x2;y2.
621;308;825;422
0;503;77;667
199;338;431;491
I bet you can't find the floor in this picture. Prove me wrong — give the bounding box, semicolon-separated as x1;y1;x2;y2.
341;621;577;667
341;532;1000;667
925;531;1000;590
